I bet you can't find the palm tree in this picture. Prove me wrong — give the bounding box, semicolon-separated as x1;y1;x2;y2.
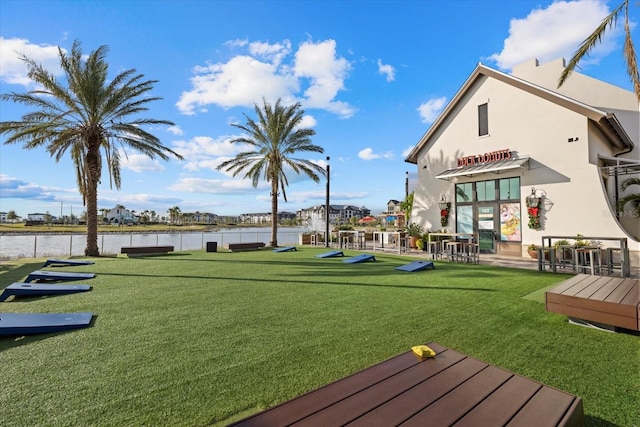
618;177;640;217
559;0;639;99
217;98;325;247
0;40;183;256
168;206;181;224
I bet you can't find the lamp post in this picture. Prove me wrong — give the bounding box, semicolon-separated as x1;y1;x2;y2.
405;171;409;199
325;156;330;248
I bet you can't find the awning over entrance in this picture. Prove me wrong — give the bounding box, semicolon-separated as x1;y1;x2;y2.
436;157;530;180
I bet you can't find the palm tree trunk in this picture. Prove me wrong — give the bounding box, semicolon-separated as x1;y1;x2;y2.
84;144;100;256
271;181;278;247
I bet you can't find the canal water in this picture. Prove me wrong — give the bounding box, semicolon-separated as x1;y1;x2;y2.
0;227;308;260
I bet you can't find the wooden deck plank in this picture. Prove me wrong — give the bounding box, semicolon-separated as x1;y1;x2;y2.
589;277;626;300
555;275;603;297
574;276;616;299
230;344;449;426
545;274;593;295
506;386;584;427
230;343;584;427
343;357;487;427
452;375;542;427
399;366;513;426
604;279;638;304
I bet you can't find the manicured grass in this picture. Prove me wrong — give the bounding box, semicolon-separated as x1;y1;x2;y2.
1;249;638;426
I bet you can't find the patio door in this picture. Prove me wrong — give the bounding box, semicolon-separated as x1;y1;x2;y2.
477;205;496;253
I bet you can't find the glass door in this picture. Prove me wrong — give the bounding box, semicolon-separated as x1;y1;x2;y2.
477;205;496;253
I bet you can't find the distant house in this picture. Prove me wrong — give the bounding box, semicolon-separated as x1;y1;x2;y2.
106;207;137;225
0;212;6;223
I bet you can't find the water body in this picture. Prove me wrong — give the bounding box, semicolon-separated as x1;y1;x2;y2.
0;227;308;260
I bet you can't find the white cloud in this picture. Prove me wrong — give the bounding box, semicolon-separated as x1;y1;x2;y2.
488;0;619;71
171;135;247;173
169;177;267;194
358;147;394;161
298;114;317;129
248;40;291;66
294;39;355;118
0;38;63;86
167;125;183;136
120;152;166;172
377;59;395;82
177;38;355;118
417;96;447;124
176;55;298;114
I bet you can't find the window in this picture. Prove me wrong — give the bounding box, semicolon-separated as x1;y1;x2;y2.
456;183;473;203
478;103;488;136
476;180;496;201
499;177;520;200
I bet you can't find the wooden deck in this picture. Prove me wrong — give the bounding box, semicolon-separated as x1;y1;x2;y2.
229;342;583;427
546;274;640;331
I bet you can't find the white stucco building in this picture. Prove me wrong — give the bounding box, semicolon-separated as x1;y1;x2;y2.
405;58;639;263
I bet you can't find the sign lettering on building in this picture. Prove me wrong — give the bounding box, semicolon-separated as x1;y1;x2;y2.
457;149;512;167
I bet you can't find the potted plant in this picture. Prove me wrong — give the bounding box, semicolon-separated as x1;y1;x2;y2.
527;244;540;259
405;223;425;248
553;239;571;261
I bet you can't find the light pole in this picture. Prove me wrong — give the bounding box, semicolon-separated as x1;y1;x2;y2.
405;171;409;199
325;156;330;248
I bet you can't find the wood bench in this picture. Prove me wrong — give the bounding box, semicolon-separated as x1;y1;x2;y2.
120;245;174;257
546;274;640;331
225;242;265;252
230;342;584;426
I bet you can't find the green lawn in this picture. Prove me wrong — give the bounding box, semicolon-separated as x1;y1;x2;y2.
1;249;638;426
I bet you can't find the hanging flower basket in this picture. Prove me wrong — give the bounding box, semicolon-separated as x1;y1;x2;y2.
440;208;450;226
527;201;541;229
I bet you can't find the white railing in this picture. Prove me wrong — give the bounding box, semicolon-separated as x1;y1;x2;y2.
0;230;304;260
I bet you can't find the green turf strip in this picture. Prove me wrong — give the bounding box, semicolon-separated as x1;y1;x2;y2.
1;249;638;427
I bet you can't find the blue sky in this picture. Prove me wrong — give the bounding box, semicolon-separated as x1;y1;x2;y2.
0;0;636;219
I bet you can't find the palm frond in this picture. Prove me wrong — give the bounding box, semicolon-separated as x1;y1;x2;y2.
558;1;626;89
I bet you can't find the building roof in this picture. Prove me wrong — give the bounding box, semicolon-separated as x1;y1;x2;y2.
405;63;634;164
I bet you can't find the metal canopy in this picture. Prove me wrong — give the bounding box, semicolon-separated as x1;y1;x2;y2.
436;157;530;180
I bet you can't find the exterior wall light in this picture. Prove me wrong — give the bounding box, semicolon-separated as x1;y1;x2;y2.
526;187;542;229
438;195;451;227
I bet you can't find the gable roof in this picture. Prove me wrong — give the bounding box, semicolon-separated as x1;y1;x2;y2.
405;63;634;164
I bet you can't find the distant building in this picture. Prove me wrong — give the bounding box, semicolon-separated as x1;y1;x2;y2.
297;205;370;225
240;211;297;224
105;207;137;225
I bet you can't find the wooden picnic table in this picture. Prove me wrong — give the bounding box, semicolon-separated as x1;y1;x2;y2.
230;342;583;426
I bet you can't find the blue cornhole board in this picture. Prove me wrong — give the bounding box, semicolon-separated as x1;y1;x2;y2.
343;254;376;264
25;270;95;283
273;246;297;252
0;312;93;336
395;260;435;272
0;282;92;302
315;250;344;258
43;259;95;268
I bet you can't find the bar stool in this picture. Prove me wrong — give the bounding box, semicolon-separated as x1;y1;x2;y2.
537;247;556;273
575;247;601;275
604;247;623;277
557;245;576;271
